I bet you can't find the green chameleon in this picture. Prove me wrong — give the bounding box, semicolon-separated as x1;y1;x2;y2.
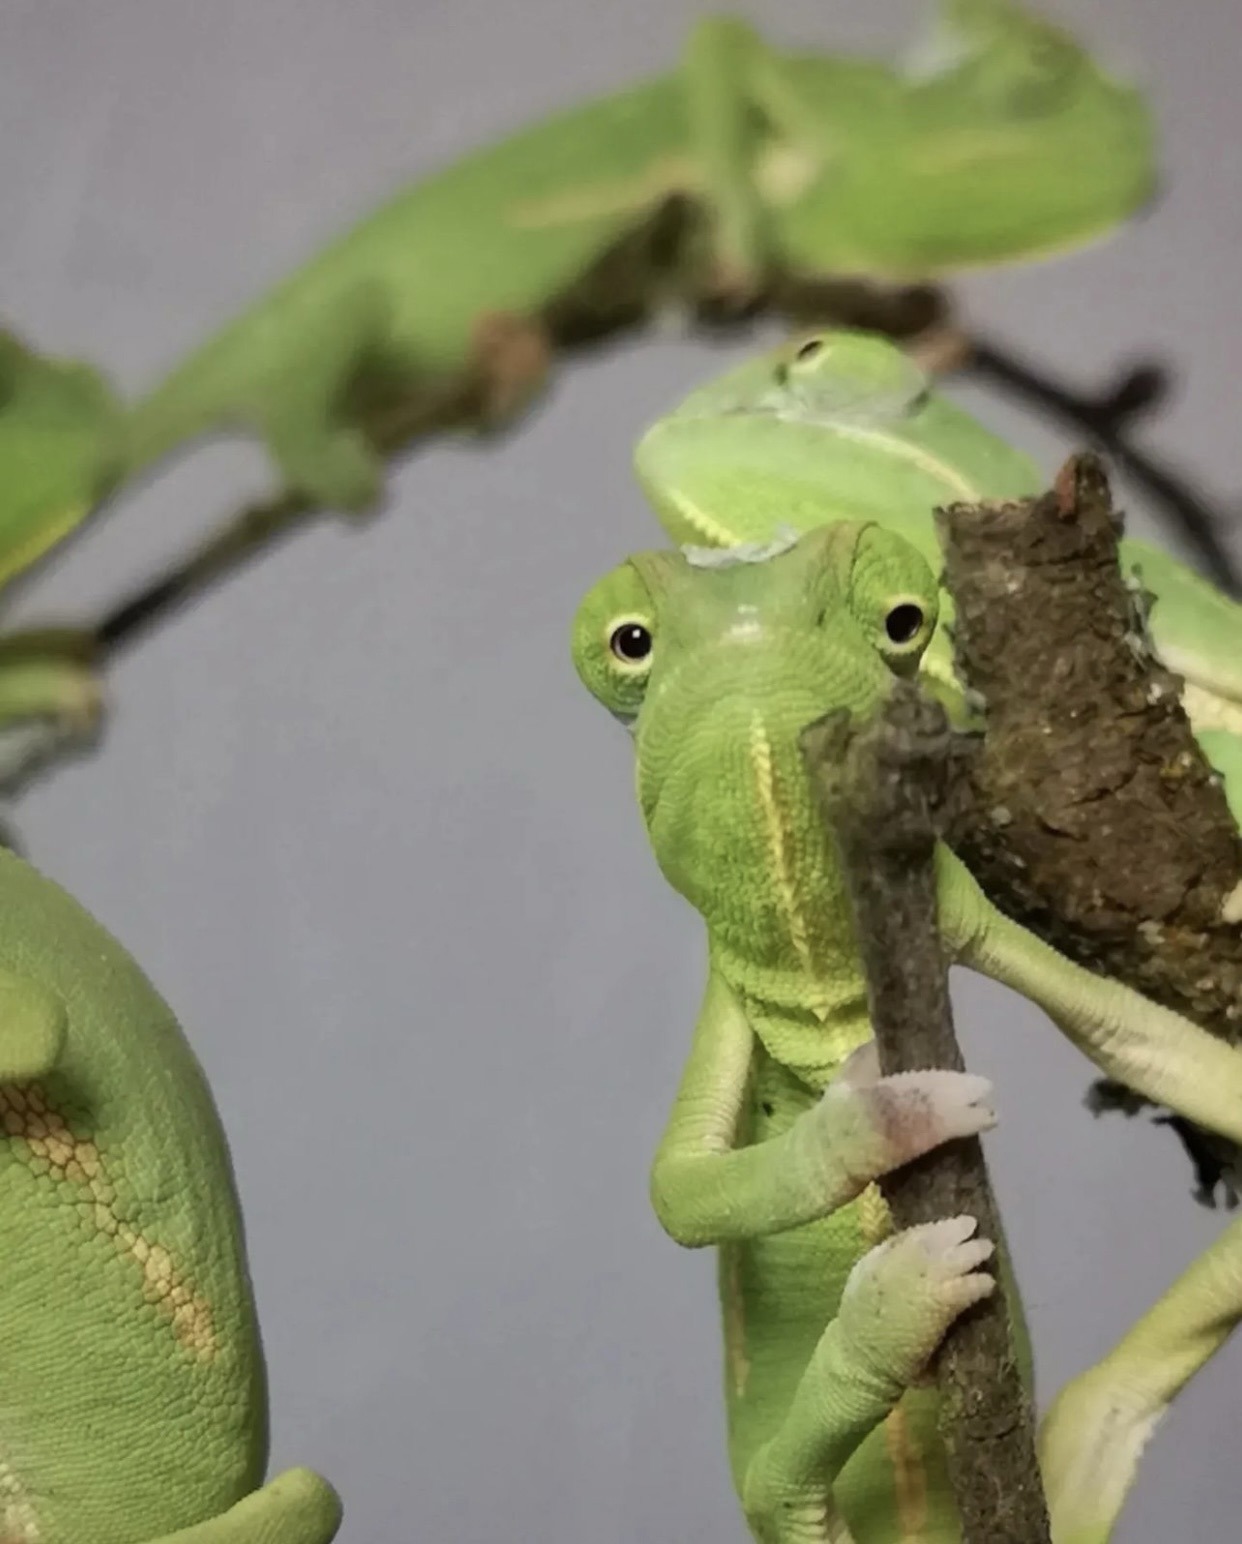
571;520;1242;1543
0;0;1158;764
116;0;1153;513
633;329;1242;817
0;842;342;1544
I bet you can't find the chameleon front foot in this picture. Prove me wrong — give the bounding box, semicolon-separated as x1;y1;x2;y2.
145;1468;342;1544
0;631;105;791
906;323;974;379
741;1218;994;1543
467;310;553;426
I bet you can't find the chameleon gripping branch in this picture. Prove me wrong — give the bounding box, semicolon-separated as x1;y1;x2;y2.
937;453;1242;1202
801;684;1052;1544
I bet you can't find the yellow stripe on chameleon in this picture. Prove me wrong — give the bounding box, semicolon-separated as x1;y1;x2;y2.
667;490;750;548
506;154;696;229
722;1243;751;1399
815;424;983;505
857;1183;893;1249
749;712;827;1015
884;1404;930;1540
0;1457;37;1544
0;1083;219;1362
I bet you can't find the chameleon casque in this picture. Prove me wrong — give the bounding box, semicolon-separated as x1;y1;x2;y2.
0;843;342;1544
571;520;1242;1544
0;0;1161;762
631;330;1242;807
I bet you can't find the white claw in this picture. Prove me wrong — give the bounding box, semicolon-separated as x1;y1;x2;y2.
846;1069;997;1166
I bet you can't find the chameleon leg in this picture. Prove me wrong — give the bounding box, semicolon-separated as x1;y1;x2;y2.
650;977;998;1542
936;846;1242;1147
682;19;826;304
249;283;394;512
740;1218;994;1544
683;18;773;299
1038;1212;1242;1544
144;1467;342;1544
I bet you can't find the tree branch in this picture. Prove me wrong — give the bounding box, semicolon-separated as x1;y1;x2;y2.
939;453;1242;1203
961;339;1241;599
801;685;1051;1544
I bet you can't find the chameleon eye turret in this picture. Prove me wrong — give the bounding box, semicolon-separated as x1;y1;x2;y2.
571;562;658;723
885;601;926;643
609;621;653;664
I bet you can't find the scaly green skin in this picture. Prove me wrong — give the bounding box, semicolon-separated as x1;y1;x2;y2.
0;844;341;1544
118;0;1154;514
634;329;1242;819
572;526;1242;1542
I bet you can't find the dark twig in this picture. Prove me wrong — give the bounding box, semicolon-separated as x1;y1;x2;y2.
963;337;1242;599
96;490;316;656
939;454;1242;1204
801;684;1051;1544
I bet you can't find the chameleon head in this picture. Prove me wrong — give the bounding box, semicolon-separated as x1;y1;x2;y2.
631;329;1039;567
571;523;939;946
901;0;1157;256
776;0;1156;275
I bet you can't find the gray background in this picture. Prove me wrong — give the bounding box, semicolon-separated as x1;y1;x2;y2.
3;1;1241;1539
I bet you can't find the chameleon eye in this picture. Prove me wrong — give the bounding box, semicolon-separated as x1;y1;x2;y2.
885;602;926;645
609;620;653;665
795;337;825;362
875;594;935;676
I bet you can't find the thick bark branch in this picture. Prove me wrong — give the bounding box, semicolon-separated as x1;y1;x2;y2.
939;453;1242;1202
801;686;1051;1544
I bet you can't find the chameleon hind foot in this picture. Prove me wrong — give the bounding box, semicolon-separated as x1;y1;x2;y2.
146;1468;342;1544
1039;1210;1242;1544
741;1218;994;1543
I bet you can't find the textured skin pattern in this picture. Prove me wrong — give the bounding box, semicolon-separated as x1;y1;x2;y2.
0;846;338;1544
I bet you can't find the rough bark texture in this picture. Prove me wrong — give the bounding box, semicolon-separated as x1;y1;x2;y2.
938;454;1242;1202
801;686;1051;1544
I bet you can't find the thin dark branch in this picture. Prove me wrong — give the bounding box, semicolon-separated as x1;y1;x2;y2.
96;490;316;655
801;685;1051;1544
963;337;1242;599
